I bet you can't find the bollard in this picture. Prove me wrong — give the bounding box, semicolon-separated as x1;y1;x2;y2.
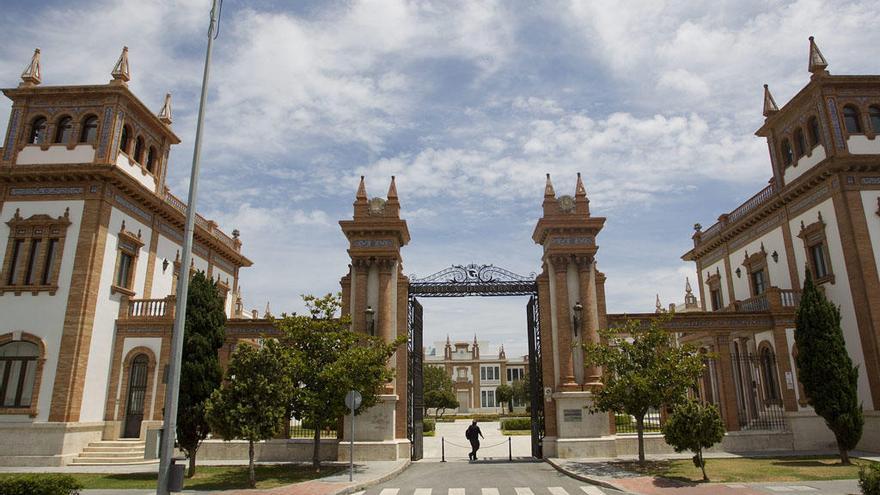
441;436;446;462
508;436;512;461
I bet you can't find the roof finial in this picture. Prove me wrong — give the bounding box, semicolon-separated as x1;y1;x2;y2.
808;36;828;75
762;84;779;117
356;176;368;201
20;48;42;87
263;301;272;318
655;294;662;313
111;46;131;84
685;277;693;295
544;173;555;197
387;175;398;200
158;93;173;124
575;172;586;198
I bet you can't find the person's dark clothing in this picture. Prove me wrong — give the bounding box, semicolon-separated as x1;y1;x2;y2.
465;423;483;460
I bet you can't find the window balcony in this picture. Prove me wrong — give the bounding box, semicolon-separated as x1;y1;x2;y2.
118;295;176;321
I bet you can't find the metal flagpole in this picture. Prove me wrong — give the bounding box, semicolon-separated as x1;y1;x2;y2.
157;0;220;493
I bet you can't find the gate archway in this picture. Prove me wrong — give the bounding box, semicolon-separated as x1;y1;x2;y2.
407;264;544;460
338;173;610;462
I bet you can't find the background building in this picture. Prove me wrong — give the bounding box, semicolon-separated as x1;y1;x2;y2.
424;335;529;413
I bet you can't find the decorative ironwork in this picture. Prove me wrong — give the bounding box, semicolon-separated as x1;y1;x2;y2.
408;296;424;461
409;264;537;297
526;295;545;458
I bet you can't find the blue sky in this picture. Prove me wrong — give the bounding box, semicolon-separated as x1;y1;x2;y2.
2;0;878;357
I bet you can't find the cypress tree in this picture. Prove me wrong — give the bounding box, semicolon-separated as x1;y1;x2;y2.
177;271;227;476
794;272;863;464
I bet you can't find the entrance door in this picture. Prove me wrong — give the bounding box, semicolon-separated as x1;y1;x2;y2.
408;297;424;460
123;354;149;438
526;295;545;458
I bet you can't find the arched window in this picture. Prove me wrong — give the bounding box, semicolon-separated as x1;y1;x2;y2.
870;106;880;133
843;105;862;134
133;137;145;164
781;138;793;166
759;346;780;403
28;117;48;144
120;125;132;153
808;116;821;148
0;341;39;408
794;128;807;158
54;116;73;144
146;146;156;173
79;116;99;144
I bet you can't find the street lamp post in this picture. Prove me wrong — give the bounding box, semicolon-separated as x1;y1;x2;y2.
156;1;221;493
364;306;375;337
572;301;583;337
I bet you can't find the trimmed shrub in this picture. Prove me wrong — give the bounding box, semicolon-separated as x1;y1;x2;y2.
423;419;435;433
615;413;632;426
861;463;880;495
501;417;531;430
0;474;83;495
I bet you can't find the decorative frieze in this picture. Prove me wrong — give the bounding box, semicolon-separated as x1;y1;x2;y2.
352;239;393;248
825;97;846;150
114;194;152;223
96;107;114;159
10;187;84;196
550;236;595;246
788;185;829;216
3;108;21;161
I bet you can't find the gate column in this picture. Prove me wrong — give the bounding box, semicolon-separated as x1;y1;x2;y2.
339;176;411;462
533;173;615;458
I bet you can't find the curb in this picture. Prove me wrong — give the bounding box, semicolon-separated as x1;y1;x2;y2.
332;460;412;495
544;458;627;493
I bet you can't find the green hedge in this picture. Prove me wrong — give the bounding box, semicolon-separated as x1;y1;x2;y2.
861;463;880;495
423;419;435;433
501;417;531;430
0;474;82;495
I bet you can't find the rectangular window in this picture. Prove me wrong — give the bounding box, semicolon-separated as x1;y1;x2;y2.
480;367;486;380
41;239;58;285
751;269;766;295
811;243;828;279
710;289;722;311
457;368;466;379
116;252;133;288
24;239;41;285
481;390;496;408
6;239;23;285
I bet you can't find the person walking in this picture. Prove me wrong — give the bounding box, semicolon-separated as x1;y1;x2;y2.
465;419;484;461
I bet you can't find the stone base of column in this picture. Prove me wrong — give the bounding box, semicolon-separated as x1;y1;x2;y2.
342;394;398;443
553;391;610;440
337;439;411;461
559;379;580;392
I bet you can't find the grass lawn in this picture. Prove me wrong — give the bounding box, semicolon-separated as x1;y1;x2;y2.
614;456;878;483
0;464;345;491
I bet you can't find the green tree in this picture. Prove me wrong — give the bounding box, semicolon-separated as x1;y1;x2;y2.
205;340;292;488
511;375;530;411
276;293;403;471
583;316;705;462
176;271;226;477
496;383;514;413
794;272;863;465
662;398;725;481
424;365;458;420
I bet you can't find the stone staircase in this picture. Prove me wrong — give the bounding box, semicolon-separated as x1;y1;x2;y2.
70;439;158;466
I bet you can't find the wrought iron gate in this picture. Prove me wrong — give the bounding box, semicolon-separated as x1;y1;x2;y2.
408;296;424;461
526;295;545;458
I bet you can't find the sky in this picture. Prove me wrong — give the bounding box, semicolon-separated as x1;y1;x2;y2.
2;0;879;358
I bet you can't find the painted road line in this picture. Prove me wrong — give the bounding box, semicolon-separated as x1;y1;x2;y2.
581;487;605;495
378;490;400;495
481;489;500;495
413;489;432;495
514;488;535;495
448;489;466;495
549;487;570;495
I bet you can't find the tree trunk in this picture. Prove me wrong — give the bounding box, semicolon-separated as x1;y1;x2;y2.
838;443;851;465
248;440;256;488
508;400;513;413
698;449;708;481
635;414;646;463
187;450;197;478
312;422;322;471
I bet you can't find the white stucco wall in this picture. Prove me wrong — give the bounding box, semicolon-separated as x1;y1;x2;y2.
847;135;880;155
701;258;729;309
788;198;874;408
727;227;791;301
79;207;151;423
783;145;826;185
16;144;95;165
149;235;178;299
115;153;157;192
0;200;84;423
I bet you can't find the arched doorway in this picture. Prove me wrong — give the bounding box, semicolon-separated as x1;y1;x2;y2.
123;354;149;438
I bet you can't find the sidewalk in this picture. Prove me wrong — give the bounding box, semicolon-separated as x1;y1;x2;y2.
548;453;872;495
0;460;409;495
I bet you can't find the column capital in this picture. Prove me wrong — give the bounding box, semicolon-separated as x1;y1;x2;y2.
550;255;570;273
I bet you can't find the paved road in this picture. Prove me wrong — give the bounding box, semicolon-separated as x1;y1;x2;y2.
424;420;531;460
355;460;627;495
